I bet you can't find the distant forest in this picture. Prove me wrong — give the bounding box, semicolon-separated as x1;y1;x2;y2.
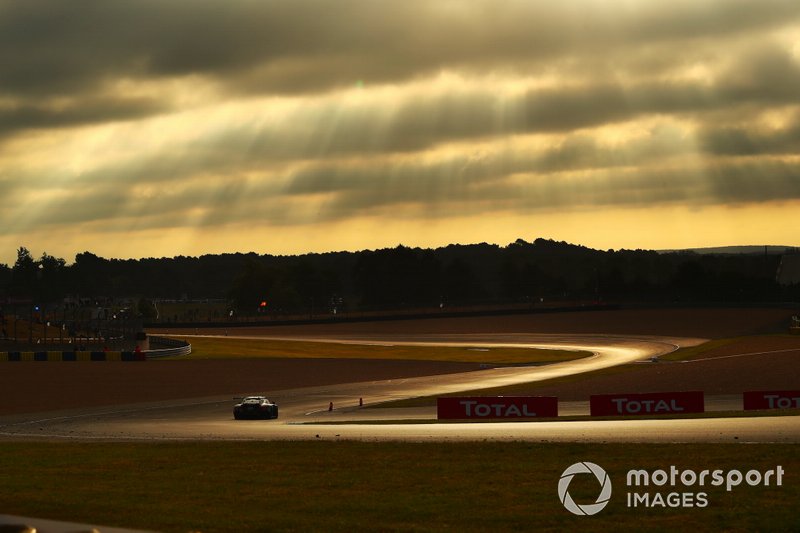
1;239;798;319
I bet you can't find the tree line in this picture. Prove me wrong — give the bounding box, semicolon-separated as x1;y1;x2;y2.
0;239;797;318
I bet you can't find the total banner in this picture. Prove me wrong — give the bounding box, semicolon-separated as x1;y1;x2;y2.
437;396;558;420
743;390;800;410
590;391;704;416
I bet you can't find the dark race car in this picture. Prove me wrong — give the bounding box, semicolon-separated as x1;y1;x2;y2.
233;396;279;420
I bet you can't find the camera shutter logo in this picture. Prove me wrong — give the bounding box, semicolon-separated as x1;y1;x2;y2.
558;462;612;516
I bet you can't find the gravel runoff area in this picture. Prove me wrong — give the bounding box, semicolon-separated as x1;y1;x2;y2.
2;307;797;416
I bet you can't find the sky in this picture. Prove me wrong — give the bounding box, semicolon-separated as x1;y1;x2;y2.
2;0;800;265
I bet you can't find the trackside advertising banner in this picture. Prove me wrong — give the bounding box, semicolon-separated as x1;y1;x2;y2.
590;391;704;416
743;390;800;410
437;396;557;419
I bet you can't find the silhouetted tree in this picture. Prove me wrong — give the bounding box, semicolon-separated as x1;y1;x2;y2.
229;258;274;312
354;246;441;308
0;263;10;296
442;258;484;304
37;252;66;302
9;247;37;298
0;240;795;316
72;251;110;297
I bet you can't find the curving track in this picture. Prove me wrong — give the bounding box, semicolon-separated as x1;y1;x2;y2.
2;333;799;443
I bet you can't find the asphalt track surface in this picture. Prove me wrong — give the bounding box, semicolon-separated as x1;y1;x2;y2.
2;333;799;443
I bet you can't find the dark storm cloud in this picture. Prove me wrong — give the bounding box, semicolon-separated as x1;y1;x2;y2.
532;129;691;174
231;39;800;160
700;115;800;156
7;141;799;235
580;161;800;208
118;60;798;170
3;0;799;98
123;156;800;227
241;74;787;162
284;153;505;200
0;0;798;145
715;43;800;103
0;184;125;236
296;158;800;222
0;175;257;235
0;96;166;140
280;141;800;220
4;0;800;246
704;160;800;204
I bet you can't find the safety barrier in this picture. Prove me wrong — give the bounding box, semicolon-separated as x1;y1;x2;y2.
590;391;704;416
146;336;192;358
438;396;558;419
436;389;800;420
744;390;800;410
0;336;191;361
0;350;146;362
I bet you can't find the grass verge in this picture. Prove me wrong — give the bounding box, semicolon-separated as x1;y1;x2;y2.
659;334;800;362
312;408;800;425
164;336;591;365
658;337;741;362
370;362;638;409
0;442;796;532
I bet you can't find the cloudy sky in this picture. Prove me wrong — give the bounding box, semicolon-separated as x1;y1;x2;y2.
2;0;800;264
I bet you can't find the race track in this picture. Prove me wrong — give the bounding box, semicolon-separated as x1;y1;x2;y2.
2;332;799;443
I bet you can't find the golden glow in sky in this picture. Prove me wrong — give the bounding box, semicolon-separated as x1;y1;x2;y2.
1;0;800;263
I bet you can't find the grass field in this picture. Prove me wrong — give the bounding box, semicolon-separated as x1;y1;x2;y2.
168;336;591;365
0;442;796;532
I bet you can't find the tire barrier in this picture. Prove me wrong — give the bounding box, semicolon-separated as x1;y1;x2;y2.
0;350;146;362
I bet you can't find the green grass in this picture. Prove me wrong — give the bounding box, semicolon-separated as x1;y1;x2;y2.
0;442;797;532
166;336;591;365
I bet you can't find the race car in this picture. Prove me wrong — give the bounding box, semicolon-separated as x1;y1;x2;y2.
233;396;279;420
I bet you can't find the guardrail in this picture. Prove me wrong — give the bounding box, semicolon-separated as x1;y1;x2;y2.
146;336;192;358
0;336;192;361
